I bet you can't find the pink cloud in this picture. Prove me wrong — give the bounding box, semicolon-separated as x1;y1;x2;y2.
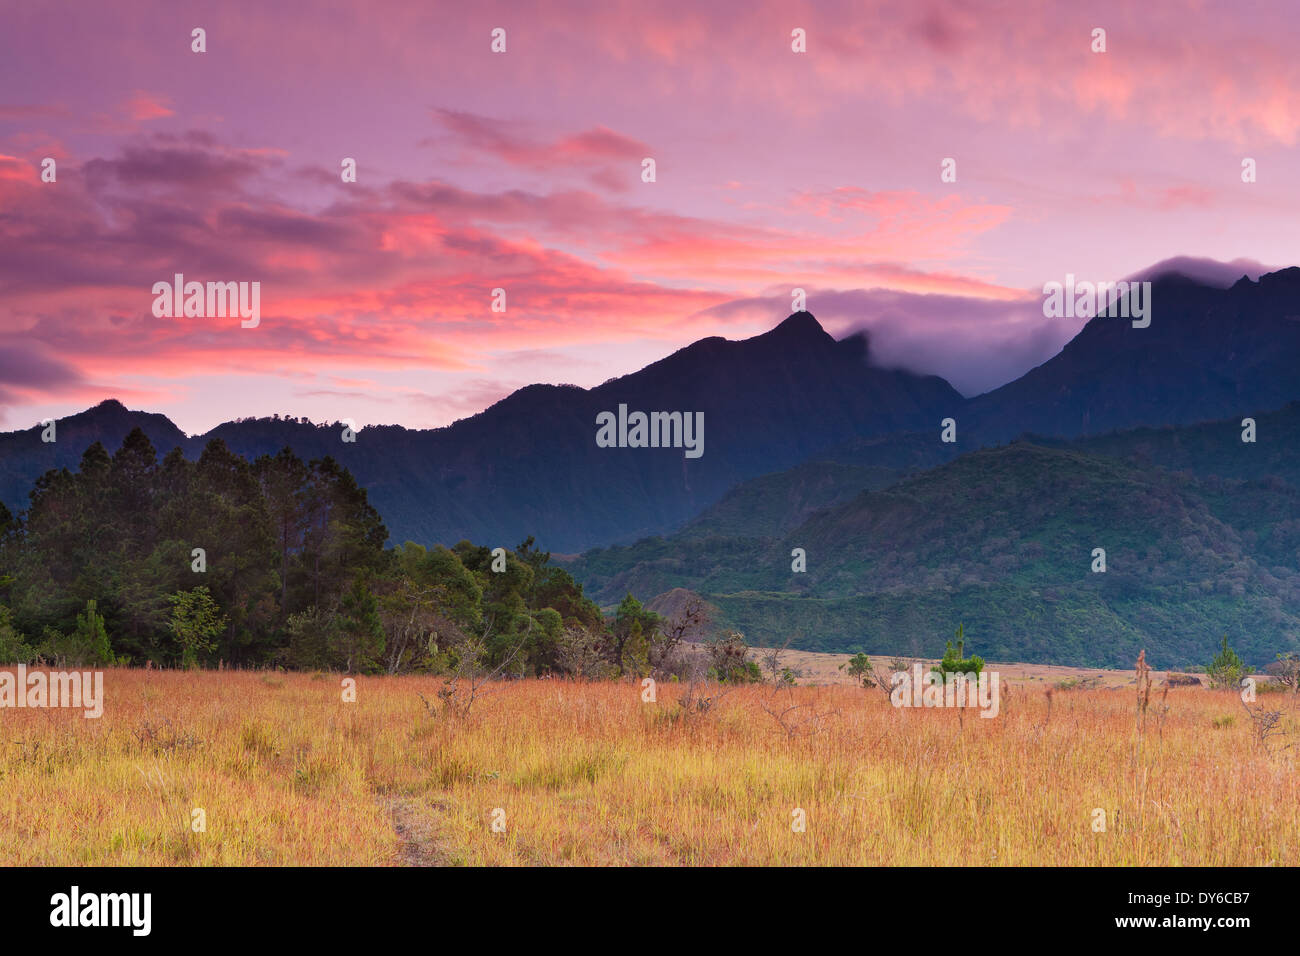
122;91;175;122
432;109;651;191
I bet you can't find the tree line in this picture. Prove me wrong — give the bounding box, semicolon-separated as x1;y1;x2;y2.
0;428;759;680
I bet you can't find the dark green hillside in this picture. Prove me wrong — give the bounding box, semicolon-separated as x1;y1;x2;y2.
566;442;1300;668
677;460;901;540
1038;401;1300;487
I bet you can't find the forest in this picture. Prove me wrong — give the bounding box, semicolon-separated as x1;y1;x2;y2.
0;428;745;679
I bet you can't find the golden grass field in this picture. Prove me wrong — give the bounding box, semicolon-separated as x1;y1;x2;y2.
1;666;1297;866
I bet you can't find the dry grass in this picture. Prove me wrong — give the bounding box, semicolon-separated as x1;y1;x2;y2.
1;668;1297;866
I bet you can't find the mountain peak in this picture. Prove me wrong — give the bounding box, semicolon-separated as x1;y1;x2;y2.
755;311;835;349
771;310;824;334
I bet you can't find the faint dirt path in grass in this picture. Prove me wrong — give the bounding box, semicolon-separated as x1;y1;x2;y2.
383;796;450;866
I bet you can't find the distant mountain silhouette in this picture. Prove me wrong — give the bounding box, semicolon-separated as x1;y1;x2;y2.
964;269;1300;440
0;400;188;511
0;314;959;551
4;265;1300;552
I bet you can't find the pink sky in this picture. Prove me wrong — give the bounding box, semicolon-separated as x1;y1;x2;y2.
2;0;1298;432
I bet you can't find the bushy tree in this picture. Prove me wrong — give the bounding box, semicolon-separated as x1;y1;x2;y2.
622;618;649;677
333;575;385;673
707;630;762;683
41;599;117;667
376;542;481;673
286;606;337;670
613;594;661;677
556;623;614;679
168;586;228;669
0;604;35;664
844;652;875;687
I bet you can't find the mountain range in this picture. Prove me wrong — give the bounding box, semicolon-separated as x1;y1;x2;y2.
3;264;1300;666
1;313;959;553
7;267;1300;552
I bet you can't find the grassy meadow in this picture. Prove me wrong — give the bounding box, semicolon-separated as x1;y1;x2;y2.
1;667;1297;866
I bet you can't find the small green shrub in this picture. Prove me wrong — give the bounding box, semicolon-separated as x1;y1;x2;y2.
1206;634;1245;691
932;623;984;678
